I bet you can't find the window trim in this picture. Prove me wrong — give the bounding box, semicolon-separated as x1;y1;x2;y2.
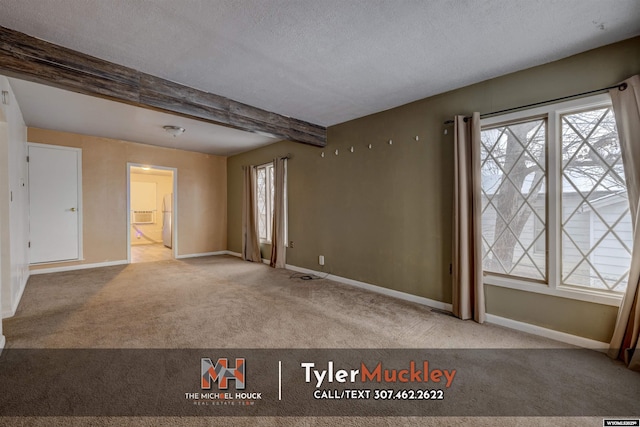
481;93;623;307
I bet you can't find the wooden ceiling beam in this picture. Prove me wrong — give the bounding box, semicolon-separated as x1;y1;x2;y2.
0;26;327;147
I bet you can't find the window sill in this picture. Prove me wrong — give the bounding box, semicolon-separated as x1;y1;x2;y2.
483;274;622;307
259;240;290;248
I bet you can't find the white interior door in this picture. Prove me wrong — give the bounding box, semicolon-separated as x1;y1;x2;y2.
28;144;81;264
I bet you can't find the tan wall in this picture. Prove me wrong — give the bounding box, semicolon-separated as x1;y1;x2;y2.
130;172;173;246
484;285;617;341
28;128;227;269
228;37;640;342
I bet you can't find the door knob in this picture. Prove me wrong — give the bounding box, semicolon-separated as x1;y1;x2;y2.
70;207;76;212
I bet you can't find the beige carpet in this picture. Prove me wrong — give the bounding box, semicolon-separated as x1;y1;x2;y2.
1;255;637;426
3;255;569;349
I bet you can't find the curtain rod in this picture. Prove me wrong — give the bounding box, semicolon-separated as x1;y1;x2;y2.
241;154;291;169
443;82;628;125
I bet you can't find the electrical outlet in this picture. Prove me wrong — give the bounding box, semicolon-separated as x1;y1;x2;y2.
289;241;294;248
319;255;325;266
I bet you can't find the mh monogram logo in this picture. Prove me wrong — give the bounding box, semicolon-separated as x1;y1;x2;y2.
201;358;246;390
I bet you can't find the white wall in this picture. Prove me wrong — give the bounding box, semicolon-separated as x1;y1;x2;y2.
0;75;29;325
0;120;5;348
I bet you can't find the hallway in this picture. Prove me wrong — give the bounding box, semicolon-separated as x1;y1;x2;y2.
130;244;172;263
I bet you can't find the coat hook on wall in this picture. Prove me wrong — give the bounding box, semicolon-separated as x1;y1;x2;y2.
444;129;448;135
335;149;339;155
321;151;325;157
415;135;419;141
350;146;354;153
368;144;372;149
388;139;393;145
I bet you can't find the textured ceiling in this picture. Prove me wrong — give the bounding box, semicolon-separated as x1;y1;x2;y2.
1;0;639;132
9;78;277;156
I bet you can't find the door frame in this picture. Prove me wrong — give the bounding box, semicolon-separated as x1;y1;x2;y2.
27;142;83;264
126;163;178;263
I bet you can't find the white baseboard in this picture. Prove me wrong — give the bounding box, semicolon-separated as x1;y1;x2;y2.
285;263;453;312
176;251;228;259
485;313;609;352
29;260;128;275
0;335;5;356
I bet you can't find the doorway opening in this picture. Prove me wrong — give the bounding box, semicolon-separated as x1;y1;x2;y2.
127;164;177;263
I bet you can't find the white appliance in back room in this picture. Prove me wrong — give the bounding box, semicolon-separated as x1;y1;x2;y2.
162;193;172;248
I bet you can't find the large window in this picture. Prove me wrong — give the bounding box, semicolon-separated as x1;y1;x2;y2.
256;162;287;243
560;106;631;292
256;163;274;241
480;94;632;301
481;118;547;281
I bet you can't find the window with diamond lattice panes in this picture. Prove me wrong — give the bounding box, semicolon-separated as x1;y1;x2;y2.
480;95;632;298
256;163;281;243
257;166;268;240
480;119;547;281
561;107;632;292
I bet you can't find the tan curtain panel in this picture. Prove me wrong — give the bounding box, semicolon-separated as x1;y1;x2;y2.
452;112;485;323
608;75;640;371
270;158;287;268
242;165;261;262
